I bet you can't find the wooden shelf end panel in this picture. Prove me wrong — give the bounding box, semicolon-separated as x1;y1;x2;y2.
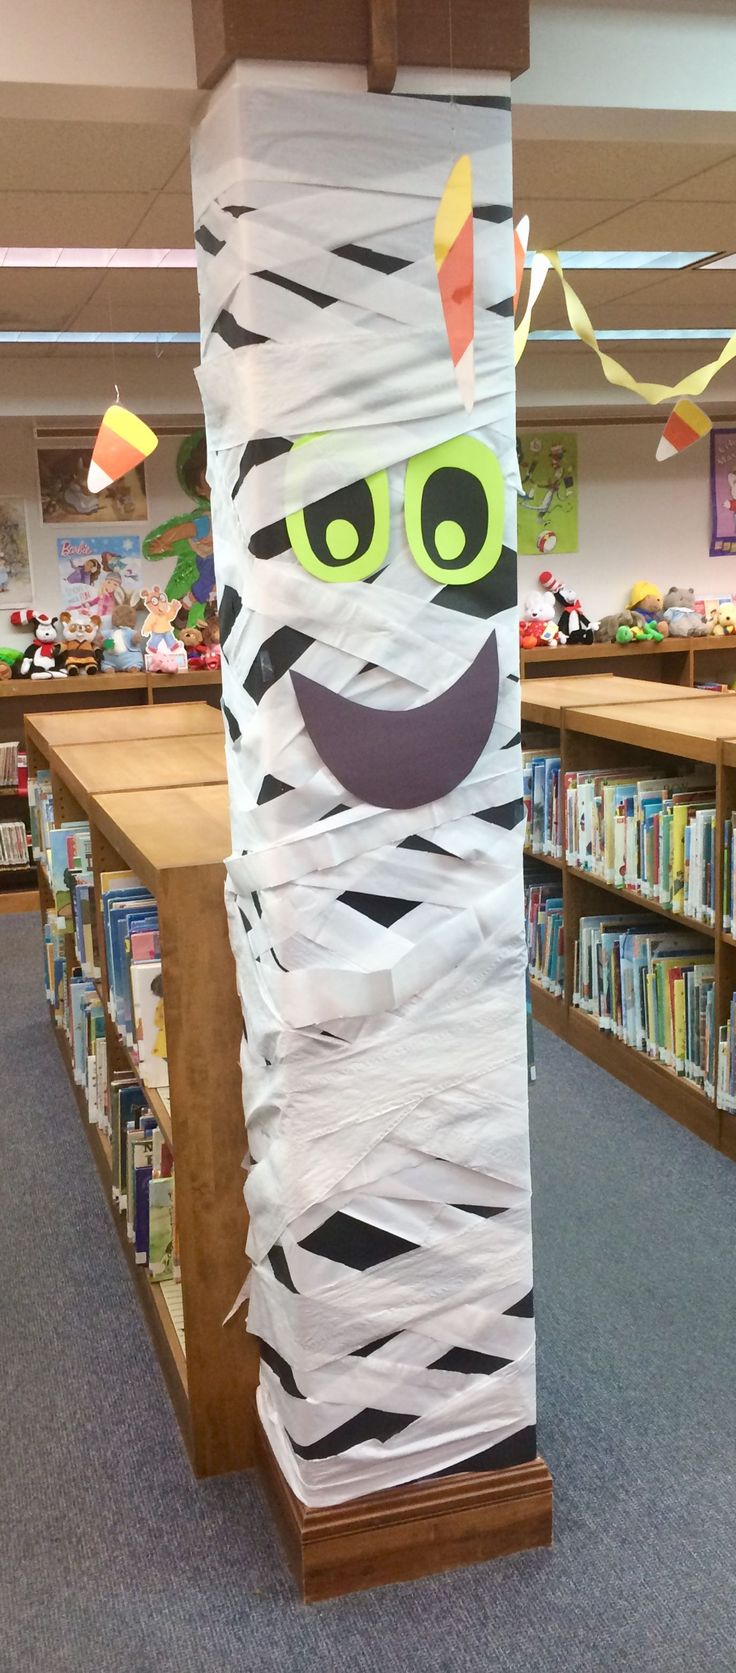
566;1010;720;1152
257;1420;553;1603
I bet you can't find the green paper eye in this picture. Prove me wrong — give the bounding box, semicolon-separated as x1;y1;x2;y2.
404;435;505;586
286;440;390;583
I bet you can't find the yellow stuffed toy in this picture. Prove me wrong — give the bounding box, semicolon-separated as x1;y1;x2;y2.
708;601;736;637
627;582;669;637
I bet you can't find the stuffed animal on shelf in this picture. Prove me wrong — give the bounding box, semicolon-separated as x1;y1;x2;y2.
199;616;221;670
176;623;206;668
10;609;67;679
708;601;736;637
519;588;561;650
595;609;637;643
661;586;710;637
0;648;22;680
538;569;598;644
628;582;669;637
57;611;102;676
100;600;145;673
137;587;188;673
616;620;664;644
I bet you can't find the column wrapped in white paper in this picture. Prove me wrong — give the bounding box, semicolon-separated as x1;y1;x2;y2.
192;69;536;1507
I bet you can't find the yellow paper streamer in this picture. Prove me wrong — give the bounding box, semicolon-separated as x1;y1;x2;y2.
514;249;736;405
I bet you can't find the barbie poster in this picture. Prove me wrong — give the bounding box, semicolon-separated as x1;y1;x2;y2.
57;535;141;614
710;429;736;557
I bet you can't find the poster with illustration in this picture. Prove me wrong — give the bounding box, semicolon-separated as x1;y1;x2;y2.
0;498;33;606
143;429;214;625
710;429;736;556
57;535;141;614
517;432;578;557
38;444;148;524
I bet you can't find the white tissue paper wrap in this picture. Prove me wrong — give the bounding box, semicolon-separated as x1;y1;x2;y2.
192;72;537;1507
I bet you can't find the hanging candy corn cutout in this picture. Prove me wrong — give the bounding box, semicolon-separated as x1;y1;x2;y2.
435;154;474;412
656;399;712;462
513;215;530;314
87;404;159;494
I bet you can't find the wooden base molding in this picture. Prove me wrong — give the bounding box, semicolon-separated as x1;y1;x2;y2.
257;1421;553;1602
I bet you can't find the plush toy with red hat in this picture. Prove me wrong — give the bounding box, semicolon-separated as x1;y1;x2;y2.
10;609;67;679
538;570;598;644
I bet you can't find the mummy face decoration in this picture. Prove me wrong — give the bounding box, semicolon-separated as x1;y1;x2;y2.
251;433;508;810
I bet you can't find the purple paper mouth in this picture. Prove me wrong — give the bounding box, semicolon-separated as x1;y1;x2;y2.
291;631;499;809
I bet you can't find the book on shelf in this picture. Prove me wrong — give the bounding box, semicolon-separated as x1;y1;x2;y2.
0;819;30;868
100;873;169;1095
42;912;67;1023
0;741;25;788
525;875;564;996
716;993;736;1115
564;766;716;922
574;915;715;1092
523;750;562;856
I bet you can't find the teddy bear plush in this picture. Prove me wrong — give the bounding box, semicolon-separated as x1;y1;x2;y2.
176;624;206;668
101;600;145;672
519;588;561;650
627;582;669;637
708;601;736;637
661;586;710;637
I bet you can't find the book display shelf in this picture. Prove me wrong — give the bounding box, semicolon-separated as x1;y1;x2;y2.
522;637;736;688
27;706;257;1476
522;677;736;1163
2;671;221;913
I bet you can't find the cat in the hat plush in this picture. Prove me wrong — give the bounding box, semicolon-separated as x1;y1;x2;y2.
10;610;66;679
539;570;598;644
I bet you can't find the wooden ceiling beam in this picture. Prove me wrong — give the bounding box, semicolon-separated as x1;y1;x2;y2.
190;0;530;90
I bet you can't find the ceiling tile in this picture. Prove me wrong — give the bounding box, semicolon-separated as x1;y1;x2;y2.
512;140;736;203
513;198;633;249
555;200;736;250
127;194;194;247
66;268;198;331
0;270;99;328
0;190;155;246
162;155;193;193
0;119;188;193
658;152;736;203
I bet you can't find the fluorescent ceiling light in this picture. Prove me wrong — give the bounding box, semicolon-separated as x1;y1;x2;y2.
0;248;196;269
0;246;718;273
0;330;200;343
524;251;715;271
530;328;735;342
699;254;736;270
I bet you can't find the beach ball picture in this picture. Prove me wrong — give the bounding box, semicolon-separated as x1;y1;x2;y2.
537;530;557;555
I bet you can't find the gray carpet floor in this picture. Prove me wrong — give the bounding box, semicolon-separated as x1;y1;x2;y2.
1;911;734;1673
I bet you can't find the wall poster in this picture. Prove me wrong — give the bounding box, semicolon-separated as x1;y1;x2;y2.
37;443;148;524
0;497;33;606
56;534;141;614
517;431;578;557
710;428;736;557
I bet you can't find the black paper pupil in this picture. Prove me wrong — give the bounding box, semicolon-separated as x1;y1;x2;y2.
420;466;489;570
302;479;375;568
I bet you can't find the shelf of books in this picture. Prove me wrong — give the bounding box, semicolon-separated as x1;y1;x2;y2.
521;635;736;689
28;706;257;1477
522;682;736;1161
2;674;222;913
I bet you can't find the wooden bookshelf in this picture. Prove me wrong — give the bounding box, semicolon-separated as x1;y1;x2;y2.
2;679;221;911
521;636;736;688
521;673;711;731
28;709;256;1477
522;684;736;1161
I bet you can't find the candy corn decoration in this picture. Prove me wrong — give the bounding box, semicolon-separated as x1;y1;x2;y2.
513;214;530;314
656;399;712;462
435;154;474;412
87;404;158;494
